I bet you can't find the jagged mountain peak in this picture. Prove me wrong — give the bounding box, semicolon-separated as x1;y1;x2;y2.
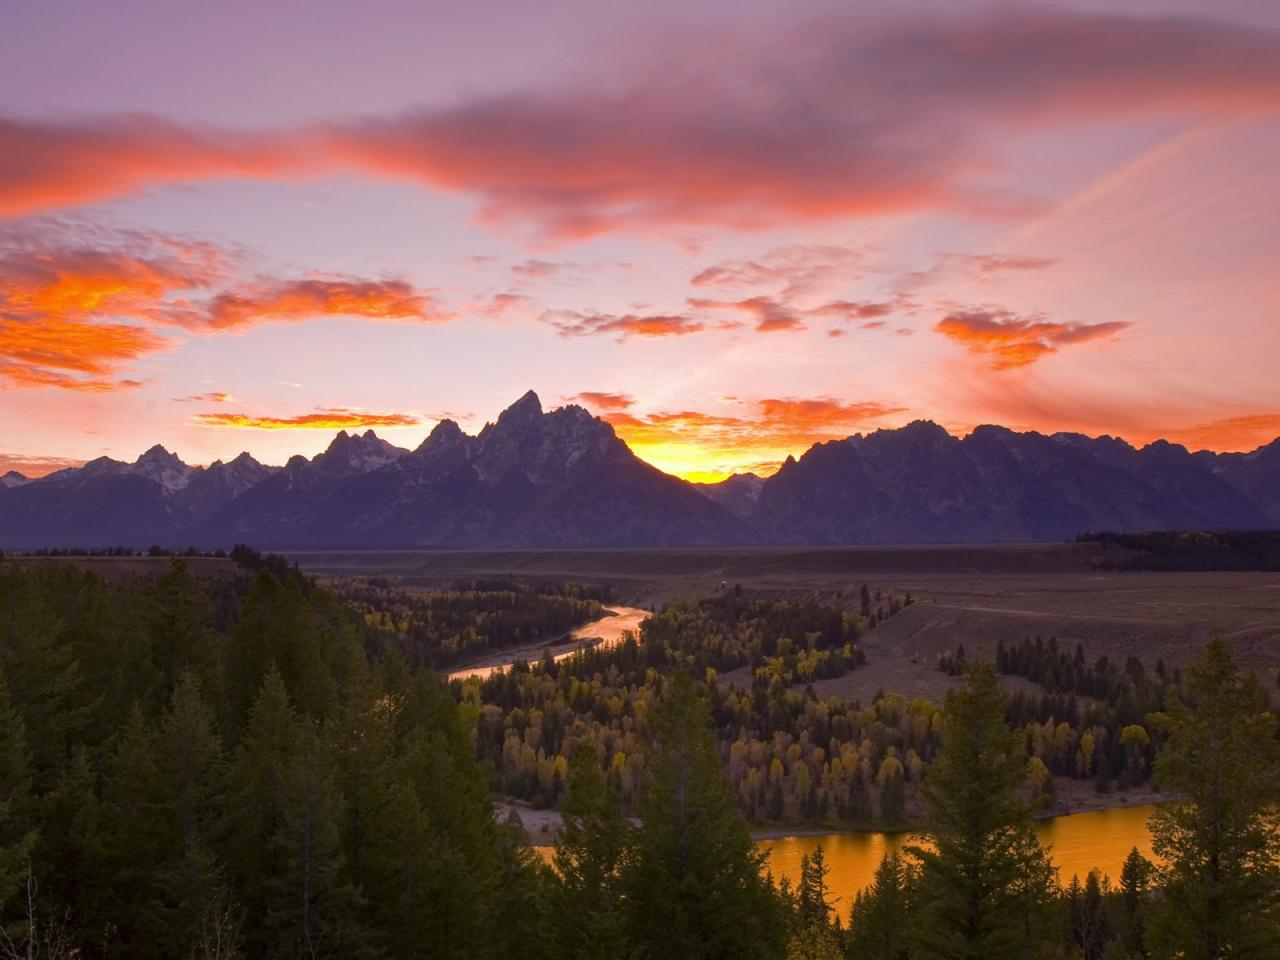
317;428;406;470
136;443;180;462
129;444;197;491
484;389;544;431
3;411;1278;549
0;471;29;489
421;418;464;447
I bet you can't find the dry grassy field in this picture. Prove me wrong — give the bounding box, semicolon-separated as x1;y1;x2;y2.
2;555;239;583
285;545;1280;701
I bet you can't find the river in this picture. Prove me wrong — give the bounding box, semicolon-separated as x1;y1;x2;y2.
761;804;1158;917
447;605;650;681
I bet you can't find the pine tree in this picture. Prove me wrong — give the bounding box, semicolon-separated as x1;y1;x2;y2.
1145;640;1280;959
0;670;36;930
789;846;843;960
227;669;364;957
0;565;88;790
1066;870;1112;960
552;743;633;960
910;663;1057;960
100;704;162;955
141;561;219;696
846;852;915;960
625;673;787;960
146;673;232;958
363;676;505;959
490;812;556;960
1118;846;1152;956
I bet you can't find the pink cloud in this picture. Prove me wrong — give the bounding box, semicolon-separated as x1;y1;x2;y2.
936;308;1130;369
0;10;1278;236
544;309;705;340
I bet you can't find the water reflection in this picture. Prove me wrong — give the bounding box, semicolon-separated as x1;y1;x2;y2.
760;804;1158;918
532;804;1160;918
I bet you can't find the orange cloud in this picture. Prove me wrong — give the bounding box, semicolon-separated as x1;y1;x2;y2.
191;408;421;430
935;308;1129;369
0;115;315;219
544;310;705;339
687;295;903;334
200;278;447;331
0;314;171;391
603;397;906;480
687;296;803;333
4;10;1280;236
0;226;447;389
174;391;233;403
572;391;635;411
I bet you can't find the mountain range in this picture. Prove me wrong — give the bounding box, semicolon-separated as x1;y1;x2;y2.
2;391;1277;549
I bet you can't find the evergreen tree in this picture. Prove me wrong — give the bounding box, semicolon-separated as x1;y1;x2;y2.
0;671;36;932
490;812;556;960
364;677;505;959
626;673;787;960
846;852;915;960
100;704;162;955
1145;640;1280;959
789;846;843;960
227;669;363;957
1118;846;1152;957
910;663;1057;960
146;673;232;958
552;743;633;960
1065;870;1112;960
0;565;88;789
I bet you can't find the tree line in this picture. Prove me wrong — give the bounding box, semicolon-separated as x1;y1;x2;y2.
0;557;1276;958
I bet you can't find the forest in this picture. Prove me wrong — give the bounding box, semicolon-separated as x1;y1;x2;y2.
1079;530;1280;571
0;555;1276;959
452;595;1176;824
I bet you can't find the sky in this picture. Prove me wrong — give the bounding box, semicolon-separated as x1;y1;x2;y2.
2;0;1279;482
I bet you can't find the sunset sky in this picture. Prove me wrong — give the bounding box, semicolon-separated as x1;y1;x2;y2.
3;0;1279;482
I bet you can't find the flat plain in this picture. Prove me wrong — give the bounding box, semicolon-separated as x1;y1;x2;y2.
286;544;1280;702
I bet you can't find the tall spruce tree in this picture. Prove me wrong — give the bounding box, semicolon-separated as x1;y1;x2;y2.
1118;846;1153;957
625;673;787;960
1145;640;1280;959
226;669;364;957
846;852;915;960
0;670;35;934
910;663;1057;960
552;743;634;960
146;672;231;958
788;846;843;960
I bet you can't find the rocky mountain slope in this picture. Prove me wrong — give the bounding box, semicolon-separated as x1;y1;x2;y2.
1;397;1276;549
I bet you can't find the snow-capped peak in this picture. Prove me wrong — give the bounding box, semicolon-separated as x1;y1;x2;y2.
130;445;197;491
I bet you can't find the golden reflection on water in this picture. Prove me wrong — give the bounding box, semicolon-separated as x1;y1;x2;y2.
533;804;1159;919
761;804;1158;918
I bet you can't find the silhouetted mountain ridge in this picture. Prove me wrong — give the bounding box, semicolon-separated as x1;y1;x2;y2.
1;399;1276;548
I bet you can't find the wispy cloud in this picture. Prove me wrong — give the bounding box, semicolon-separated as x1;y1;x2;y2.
571;391;635;411
3;10;1279;236
0;223;447;390
543;309;705;340
0;453;85;478
191;408;421;430
173;390;233;403
935;308;1129;369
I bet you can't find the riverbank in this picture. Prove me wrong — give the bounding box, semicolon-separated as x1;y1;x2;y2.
447;604;650;681
501;777;1165;846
